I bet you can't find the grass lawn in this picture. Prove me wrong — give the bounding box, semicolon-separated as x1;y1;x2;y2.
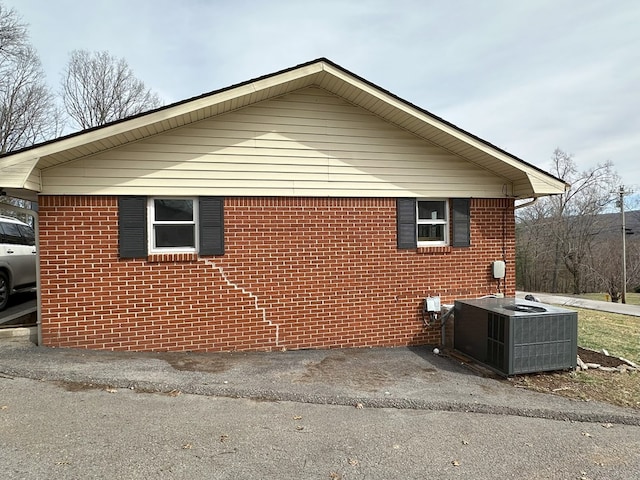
514;306;640;410
574;307;639;364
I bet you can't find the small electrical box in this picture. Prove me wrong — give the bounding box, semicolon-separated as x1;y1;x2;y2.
425;296;441;313
422;295;442;327
492;260;506;279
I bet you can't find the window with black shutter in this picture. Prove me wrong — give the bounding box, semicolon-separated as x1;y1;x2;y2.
118;196;224;257
396;198;471;249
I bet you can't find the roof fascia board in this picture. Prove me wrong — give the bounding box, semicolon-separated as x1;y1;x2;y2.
0;153;39;170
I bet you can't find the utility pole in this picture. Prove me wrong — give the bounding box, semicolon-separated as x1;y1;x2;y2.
618;186;628;304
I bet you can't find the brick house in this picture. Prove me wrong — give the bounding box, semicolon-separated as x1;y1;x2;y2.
0;58;566;352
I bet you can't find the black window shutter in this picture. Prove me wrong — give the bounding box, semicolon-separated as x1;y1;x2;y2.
397;198;417;249
119;196;147;258
451;198;471;247
199;197;224;255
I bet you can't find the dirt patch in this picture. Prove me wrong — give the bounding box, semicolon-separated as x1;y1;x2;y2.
512;350;640;410
299;352;393;391
577;347;629;368
56;381;112;392
55;381;183;397
55;349;240;374
162;352;232;374
297;349;441;392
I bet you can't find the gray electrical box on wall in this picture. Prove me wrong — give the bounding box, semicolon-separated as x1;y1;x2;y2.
492;260;506;279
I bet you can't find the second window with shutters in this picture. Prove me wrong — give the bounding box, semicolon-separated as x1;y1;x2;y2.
397;198;470;249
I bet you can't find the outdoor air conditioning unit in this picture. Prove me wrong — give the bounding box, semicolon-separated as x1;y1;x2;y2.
454;298;577;376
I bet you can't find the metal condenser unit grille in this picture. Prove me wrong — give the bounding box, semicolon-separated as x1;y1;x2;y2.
454;298;577;376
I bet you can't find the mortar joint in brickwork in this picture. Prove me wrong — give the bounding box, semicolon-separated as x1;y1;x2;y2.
200;258;280;347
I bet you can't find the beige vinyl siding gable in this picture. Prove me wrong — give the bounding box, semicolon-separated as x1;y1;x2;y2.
41;87;515;198
0;157;40;190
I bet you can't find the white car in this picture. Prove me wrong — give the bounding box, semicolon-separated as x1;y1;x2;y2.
0;216;37;311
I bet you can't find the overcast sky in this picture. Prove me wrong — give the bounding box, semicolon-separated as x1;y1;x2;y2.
5;0;640;195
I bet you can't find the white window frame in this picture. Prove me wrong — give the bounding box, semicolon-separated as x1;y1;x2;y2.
148;197;199;253
416;199;449;247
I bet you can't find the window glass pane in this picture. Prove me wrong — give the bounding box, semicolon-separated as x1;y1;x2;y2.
0;222;22;245
418;201;445;220
154;199;193;221
418;224;445;242
17;225;36;246
155;225;195;248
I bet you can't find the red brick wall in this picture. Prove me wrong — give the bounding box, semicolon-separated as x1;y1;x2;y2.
38;196;515;352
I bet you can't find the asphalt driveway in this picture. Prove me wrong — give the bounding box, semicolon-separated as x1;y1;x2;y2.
1;336;638;426
2;337;640;479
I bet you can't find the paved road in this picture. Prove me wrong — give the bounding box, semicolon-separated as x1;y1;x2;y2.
2;375;639;479
1;335;640;478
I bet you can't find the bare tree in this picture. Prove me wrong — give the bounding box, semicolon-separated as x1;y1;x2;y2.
628;216;640;293
0;46;61;153
516;199;556;291
516;148;619;294
61;50;162;129
585;232;640;302
0;2;27;60
548;150;619;293
0;2;61;154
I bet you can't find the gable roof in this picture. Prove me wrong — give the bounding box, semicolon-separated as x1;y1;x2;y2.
0;58;567;202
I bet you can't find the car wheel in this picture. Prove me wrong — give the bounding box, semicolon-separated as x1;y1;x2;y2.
0;271;9;311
